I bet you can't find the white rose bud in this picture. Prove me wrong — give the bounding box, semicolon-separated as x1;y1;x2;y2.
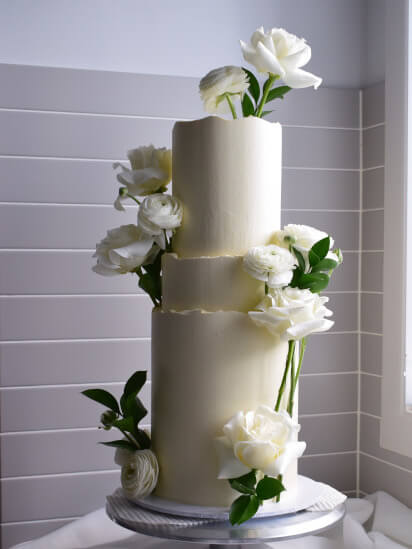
121;449;159;500
249;286;334;340
240;27;322;89
138;194;183;236
243;244;297;288
199;66;249;115
113;145;172;201
92;225;158;276
215;405;306;479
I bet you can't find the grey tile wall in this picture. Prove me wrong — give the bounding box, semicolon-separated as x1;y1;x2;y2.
0;64;361;545
359;82;412;505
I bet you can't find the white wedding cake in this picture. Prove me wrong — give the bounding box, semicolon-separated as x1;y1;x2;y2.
151;116;294;507
89;26;340;523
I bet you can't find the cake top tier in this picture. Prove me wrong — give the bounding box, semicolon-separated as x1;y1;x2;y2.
171;116;282;258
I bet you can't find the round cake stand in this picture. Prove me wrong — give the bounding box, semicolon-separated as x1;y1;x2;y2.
106;499;345;548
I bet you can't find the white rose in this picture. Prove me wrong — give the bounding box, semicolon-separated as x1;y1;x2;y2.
138;194;183;236
92;225;158;276
199;66;249;115
121;449;159;500
113;145;172;207
243;245;297;288
215;405;306;479
240;27;322;89
249;286;334;340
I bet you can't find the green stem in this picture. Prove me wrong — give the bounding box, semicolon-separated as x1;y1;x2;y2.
287;338;307;416
275;341;295;412
126;193;141;206
119;428;140;450
264;282;269;295
256;73;278;118
288;346;296;416
225;93;237;119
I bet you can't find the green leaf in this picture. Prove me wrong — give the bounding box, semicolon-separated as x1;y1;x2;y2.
242;67;260;104
229;494;260;525
256;476;285;500
120;394;148;425
308;249;320;267
123;371;147;398
311;237;330;261
298;272;330;293
292;247;306;272
242;92;255;117
311;258;338;272
138;272;161;303
266;85;292;102
99;440;137;451
82;389;120;414
260;110;273;118
113;416;136;433
231;470;256;488
290;267;302;288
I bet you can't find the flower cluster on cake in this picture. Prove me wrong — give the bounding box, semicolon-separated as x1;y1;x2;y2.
84;26;342;525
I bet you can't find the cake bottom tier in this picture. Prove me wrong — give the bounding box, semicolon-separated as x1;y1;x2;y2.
151;309;296;507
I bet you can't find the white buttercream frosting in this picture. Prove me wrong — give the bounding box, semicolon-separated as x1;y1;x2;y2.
151;309;294;506
162;253;264;312
171;116;282;257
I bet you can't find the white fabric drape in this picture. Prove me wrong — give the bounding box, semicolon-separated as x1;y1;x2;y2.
12;491;412;549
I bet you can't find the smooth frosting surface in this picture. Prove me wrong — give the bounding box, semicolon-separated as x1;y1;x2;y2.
162;253;264;312
151;309;294;507
172;116;282;257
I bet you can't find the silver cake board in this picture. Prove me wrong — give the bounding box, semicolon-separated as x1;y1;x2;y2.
106;477;346;547
131;475;323;520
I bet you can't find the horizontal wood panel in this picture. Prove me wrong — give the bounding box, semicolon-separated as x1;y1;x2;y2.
0;293;353;342
0;203;138;249
1;470;119;522
0;157;360;209
0;373;355;433
0;295;152;341
0;205;360;250
0;413;353;477
0;64;359;128
0;339;151;386
1;518;75;549
0;250;358;295
283;210;359;251
1;110;358;169
0;382;151;432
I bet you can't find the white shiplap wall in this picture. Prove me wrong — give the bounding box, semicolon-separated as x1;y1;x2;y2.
0;64;360;547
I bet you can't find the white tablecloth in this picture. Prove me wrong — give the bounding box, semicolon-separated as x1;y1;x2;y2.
12;491;412;548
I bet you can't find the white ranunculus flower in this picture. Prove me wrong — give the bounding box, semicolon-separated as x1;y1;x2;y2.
92;225;158;276
243;245;297;288
113;145;172;205
249;286;334;340
138;193;183;236
273;224;333;272
215;405;306;479
121;449;159;500
199;66;249;114
240;27;322;89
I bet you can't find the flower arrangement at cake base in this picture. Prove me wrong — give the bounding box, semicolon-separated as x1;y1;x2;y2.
82;24;344;526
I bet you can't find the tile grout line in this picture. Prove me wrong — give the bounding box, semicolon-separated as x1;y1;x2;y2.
356;88;364;498
360;451;412;476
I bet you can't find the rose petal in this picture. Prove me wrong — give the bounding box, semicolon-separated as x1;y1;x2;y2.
214;436;250;479
283;68;322;89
